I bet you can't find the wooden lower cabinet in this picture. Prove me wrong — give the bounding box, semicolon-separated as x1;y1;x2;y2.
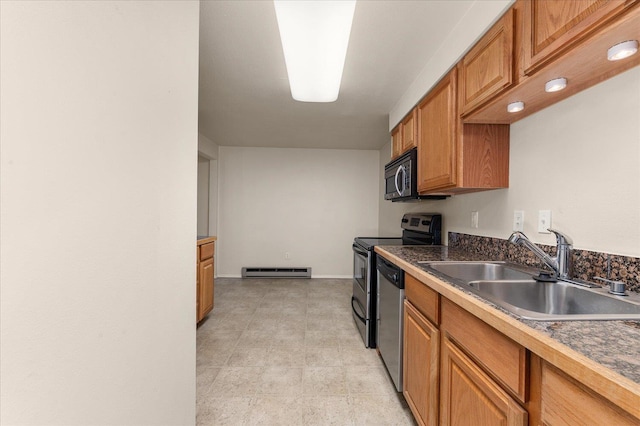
440;335;528;426
536;359;639;426
403;300;439;426
197;240;215;323
198;257;214;320
399;271;640;426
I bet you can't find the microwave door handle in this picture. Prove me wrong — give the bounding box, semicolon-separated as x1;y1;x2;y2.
395;165;406;196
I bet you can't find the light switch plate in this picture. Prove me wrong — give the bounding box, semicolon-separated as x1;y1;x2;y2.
471;211;479;228
513;210;524;232
538;210;551;233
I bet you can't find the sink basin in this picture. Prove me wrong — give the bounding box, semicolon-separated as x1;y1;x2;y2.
419;261;533;283
420;261;640;321
467;280;640;320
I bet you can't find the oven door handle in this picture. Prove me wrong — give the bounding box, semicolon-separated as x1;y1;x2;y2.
395;165;406;196
352;244;368;258
351;296;366;323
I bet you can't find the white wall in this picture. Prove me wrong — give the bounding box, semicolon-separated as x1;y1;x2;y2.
379;67;640;257
198;156;210;236
198;132;219;160
198;133;219;239
389;0;513;129
0;2;199;425
218;147;380;277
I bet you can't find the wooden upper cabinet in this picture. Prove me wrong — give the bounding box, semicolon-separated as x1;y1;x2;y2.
391;110;417;160
417;68;458;192
523;0;637;75
460;8;515;116
417;67;510;194
391;124;403;159
401;109;418;153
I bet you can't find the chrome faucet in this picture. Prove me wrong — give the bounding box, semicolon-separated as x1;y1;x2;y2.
508;229;573;279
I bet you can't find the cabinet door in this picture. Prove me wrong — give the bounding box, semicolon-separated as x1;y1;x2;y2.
404;301;439;426
417;68;458;192
401;109;417;153
523;0;635;75
440;336;527;426
198;257;214;321
460;8;514;115
391;124;403;159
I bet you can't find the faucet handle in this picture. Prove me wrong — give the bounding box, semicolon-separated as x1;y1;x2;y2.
594;277;627;296
548;228;573;246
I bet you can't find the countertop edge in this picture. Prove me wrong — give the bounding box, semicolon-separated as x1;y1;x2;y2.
375;246;640;418
197;236;217;245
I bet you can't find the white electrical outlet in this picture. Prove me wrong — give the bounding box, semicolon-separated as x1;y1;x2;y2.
471;211;479;229
538;210;551;233
513;210;524;232
285;252;291;260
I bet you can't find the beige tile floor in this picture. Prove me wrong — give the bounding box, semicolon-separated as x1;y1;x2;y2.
197;278;417;426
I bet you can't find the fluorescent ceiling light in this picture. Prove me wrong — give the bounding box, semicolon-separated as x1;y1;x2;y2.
274;0;356;103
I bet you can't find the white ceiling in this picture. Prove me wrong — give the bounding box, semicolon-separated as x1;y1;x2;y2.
198;0;476;151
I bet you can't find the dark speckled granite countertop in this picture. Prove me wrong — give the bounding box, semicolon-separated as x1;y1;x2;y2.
379;245;640;384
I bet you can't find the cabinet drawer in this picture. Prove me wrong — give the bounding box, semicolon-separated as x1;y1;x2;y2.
405;274;439;325
540;361;639;425
441;297;527;402
440;335;527;426
199;242;214;260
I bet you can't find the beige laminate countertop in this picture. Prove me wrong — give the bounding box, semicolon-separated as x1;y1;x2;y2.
197;236;217;245
375;245;640;418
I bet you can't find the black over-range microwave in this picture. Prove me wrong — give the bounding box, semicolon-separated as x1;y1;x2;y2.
384;148;446;201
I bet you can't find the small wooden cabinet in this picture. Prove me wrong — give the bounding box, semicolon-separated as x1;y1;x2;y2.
401;109;417;154
440;335;528;426
522;0;637;75
460;8;515;116
391;110;418;160
403;274;440;426
391;124;402;159
197;239;215;323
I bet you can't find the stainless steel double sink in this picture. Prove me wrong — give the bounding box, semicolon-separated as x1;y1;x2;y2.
418;261;640;321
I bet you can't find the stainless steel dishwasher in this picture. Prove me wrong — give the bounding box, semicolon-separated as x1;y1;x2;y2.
376;255;405;392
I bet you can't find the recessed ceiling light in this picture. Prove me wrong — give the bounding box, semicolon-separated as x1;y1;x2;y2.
545;78;567;93
607;40;639;61
507;101;524;113
274;0;356;103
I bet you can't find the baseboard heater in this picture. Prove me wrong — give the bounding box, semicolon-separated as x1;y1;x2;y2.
241;267;312;278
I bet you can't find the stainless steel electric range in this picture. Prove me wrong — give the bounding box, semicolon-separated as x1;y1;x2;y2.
351;213;442;348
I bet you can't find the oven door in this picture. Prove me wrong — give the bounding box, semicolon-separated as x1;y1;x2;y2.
352;243;374;348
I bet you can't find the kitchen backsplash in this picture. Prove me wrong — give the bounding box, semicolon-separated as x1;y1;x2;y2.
448;232;640;294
